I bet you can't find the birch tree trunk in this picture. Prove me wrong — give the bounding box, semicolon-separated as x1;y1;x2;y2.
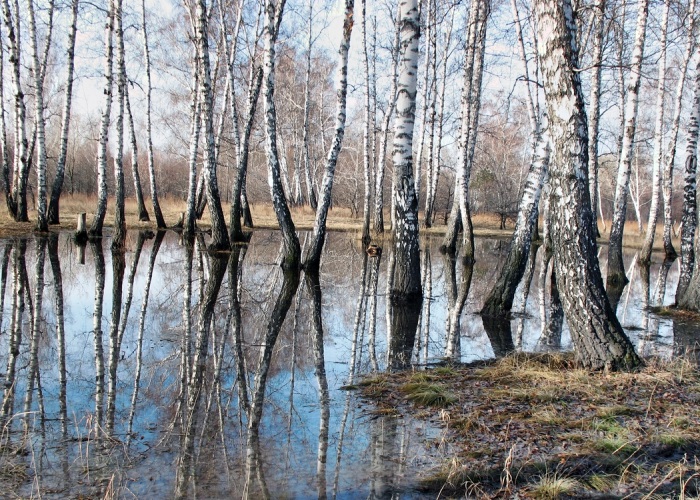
141;0;166;229
441;0;489;258
196;0;230;250
112;0;127;249
262;0;300;268
639;0;669;264
1;0;27;221
125;85;150;222
677;50;700;302
0;22;10;216
304;0;355;270
183;63;200;239
301;0;316;209
660;0;696;260
607;0;650;286
587;0;605;237
535;0;640;370
48;0;79;225
27;0;49;232
372;9;400;234
89;0;115;238
360;0;372;244
481;0;547;316
388;0;422;369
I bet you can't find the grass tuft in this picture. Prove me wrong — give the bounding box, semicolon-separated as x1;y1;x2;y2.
529;473;579;499
400;381;456;407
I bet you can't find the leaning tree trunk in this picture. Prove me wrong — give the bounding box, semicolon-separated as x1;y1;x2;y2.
607;0;649;286
481;0;547;316
303;0;355;271
388;0;422;369
372;8;400;234
535;0;640;371
90;0;115;238
639;0;669;264
183;61;201;240
125;85;150;222
262;0;300;268
441;0;489;257
48;0;78;225
196;0;230;251
677;49;700;301
140;0;166;228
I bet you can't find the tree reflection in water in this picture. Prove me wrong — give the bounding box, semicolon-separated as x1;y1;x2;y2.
0;231;687;498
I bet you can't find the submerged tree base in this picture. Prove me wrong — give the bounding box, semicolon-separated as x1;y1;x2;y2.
357;352;700;498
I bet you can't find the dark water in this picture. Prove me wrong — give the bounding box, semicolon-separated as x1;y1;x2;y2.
0;230;692;498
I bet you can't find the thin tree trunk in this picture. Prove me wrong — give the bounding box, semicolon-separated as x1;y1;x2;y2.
372;8;400;234
48;0;79;225
639;0;669;263
184;59;201;239
125;85;150;222
587;0;605;238
607;0;650;286
27;0;49;232
262;0;300;268
535;0;640;370
141;0;166;228
112;0;127;249
196;0;230;250
304;0;355;270
360;0;372;244
89;0;115;238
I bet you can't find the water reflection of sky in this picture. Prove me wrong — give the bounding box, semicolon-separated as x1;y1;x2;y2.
0;231;692;498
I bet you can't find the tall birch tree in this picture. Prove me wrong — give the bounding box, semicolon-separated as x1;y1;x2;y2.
607;0;650;286
48;0;79;225
303;0;355;270
388;0;422;369
89;0;115;238
262;0;300;267
534;0;640;370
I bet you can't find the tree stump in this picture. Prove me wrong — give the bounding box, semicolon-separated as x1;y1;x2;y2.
74;213;88;244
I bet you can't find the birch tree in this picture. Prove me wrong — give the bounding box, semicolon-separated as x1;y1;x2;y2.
639;0;669;264
372;8;399;234
481;0;548;316
677;49;700;301
587;0;605;237
27;0;49;232
141;0;166;228
195;0;230;250
441;0;489;259
262;0;300;267
535;0;640;370
607;0;650;286
89;0;115;238
303;0;355;270
112;0;127;248
48;0;79;225
388;0;422;369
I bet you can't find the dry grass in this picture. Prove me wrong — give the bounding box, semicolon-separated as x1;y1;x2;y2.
357;352;700;498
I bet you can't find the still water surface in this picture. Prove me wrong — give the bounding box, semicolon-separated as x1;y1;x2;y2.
0;230;690;498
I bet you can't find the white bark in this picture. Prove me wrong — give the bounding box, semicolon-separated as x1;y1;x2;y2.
304;0;355;269
90;0;115;237
607;0;650;285
640;0;669;263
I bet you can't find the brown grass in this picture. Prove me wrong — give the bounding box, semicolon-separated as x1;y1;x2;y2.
356;353;700;498
0;196;682;254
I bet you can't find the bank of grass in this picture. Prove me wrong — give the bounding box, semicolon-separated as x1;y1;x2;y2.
0;196;678;251
356;352;700;498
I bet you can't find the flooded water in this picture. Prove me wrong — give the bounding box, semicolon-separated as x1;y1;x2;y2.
0;230;693;498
